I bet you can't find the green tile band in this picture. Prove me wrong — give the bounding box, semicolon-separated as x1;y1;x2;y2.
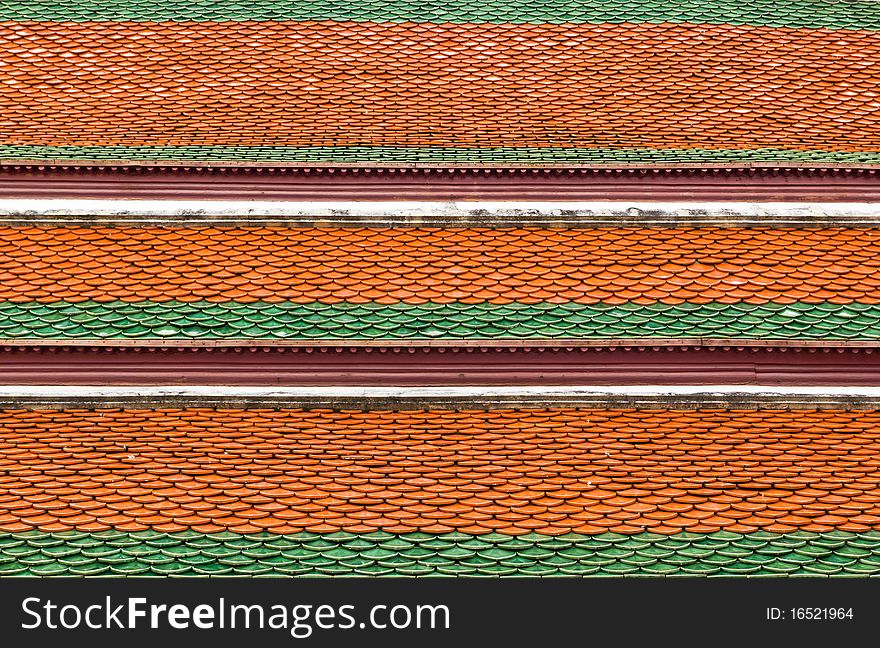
3;530;879;577
0;145;878;164
0;0;878;30
1;300;879;340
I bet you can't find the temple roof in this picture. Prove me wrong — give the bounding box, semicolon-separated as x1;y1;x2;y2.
1;397;879;575
5;221;880;343
0;0;878;165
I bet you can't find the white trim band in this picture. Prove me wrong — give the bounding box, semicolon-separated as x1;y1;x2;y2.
1;385;880;410
0;385;878;398
1;199;879;225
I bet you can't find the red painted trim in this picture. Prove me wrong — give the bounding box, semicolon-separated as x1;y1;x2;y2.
0;166;877;201
2;346;879;386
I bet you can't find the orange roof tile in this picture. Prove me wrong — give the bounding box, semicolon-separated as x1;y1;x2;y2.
2;407;880;535
3;225;880;305
0;17;877;163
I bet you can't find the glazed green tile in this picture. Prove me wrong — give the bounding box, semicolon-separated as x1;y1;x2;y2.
281;548;319;560
495;538;536;551
717;546;760;558
702;555;739;566
848;537;880;550
395;565;435;576
3;0;879;29
800;563;841;575
576;556;620;567
190;563;234;575
660;554;698;567
8;300;880;341
597;547;636;559
218;554;257;566
796;545;834;558
29;562;72;576
655;537;691;550
6;530;880;576
161;545;202;558
25;535;66;548
69;562;111;576
847;561;880;574
242;546;281;559
339;556;377;569
1;145;880;165
677;546;716;559
149;563;192;575
534;536;576;549
680;564;721;575
302;539;339;551
692;537;733;549
38;545;80;557
437;547;477;560
376;556;418;568
731;537;768;550
342;538;379;551
380;537;417;551
819;553;859;566
642;562;681;575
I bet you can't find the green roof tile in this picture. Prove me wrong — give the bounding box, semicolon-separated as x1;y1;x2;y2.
1;0;878;30
0;145;878;165
7;530;880;577
4;300;880;341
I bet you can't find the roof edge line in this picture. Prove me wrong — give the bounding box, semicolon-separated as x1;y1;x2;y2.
2;338;879;350
4;384;880;410
2;160;880;171
4;199;880;227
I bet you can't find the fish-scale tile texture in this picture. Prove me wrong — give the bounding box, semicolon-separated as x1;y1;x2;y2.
2;408;880;536
3;0;879;30
4;301;880;340
0;15;878;162
3;530;880;577
4;226;880;341
5;226;880;306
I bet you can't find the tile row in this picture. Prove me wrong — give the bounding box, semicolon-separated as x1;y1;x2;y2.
5;226;880;305
2;530;879;576
0;301;878;340
0;145;876;163
2;407;880;535
2;0;878;30
0;21;877;160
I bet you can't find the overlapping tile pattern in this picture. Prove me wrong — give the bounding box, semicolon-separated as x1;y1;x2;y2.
3;226;880;341
3;0;879;30
3;301;880;340
0;12;878;162
3;530;880;576
2;406;880;576
5;226;880;305
2;407;880;536
3;147;880;164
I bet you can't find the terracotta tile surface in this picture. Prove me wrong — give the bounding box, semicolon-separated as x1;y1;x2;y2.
2;407;880;536
0;19;877;162
3;226;880;341
5;226;880;306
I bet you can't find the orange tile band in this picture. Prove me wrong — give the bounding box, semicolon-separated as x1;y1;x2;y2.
5;226;880;305
1;408;879;536
0;21;878;151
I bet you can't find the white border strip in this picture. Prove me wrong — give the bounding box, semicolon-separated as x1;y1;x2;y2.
1;199;880;225
3;385;878;409
1;385;879;398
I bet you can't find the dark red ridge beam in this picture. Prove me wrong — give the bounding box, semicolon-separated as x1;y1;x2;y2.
2;346;880;386
0;166;878;201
